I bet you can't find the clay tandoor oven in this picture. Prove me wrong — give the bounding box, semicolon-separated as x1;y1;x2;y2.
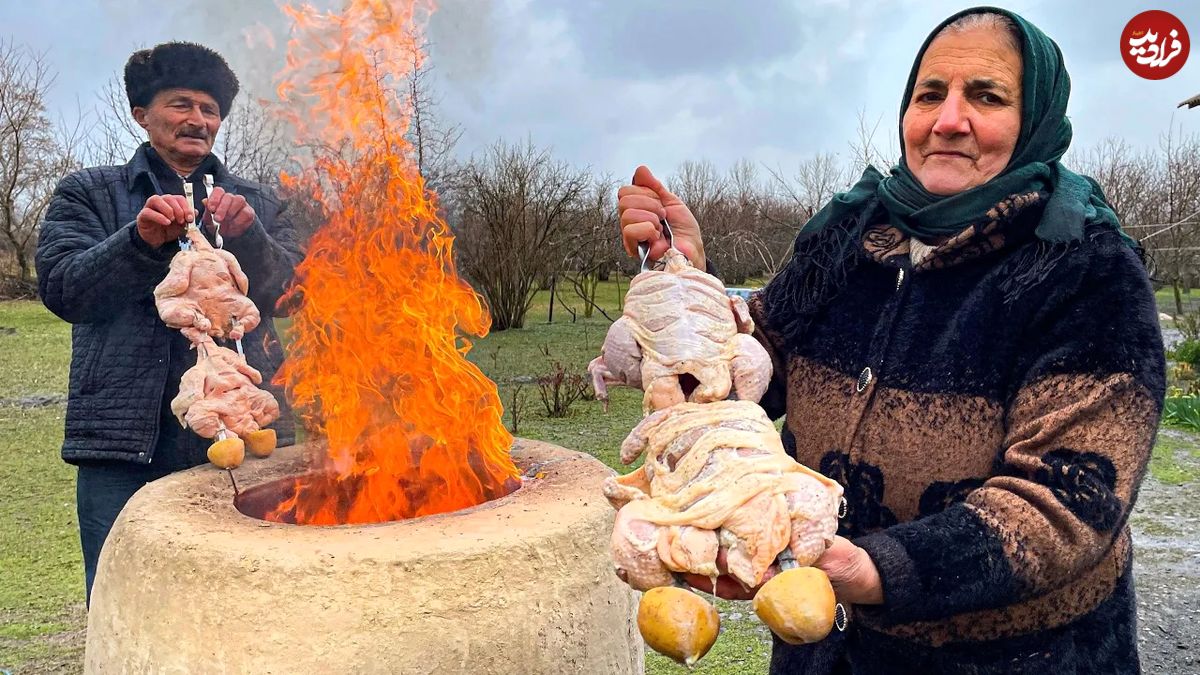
84;439;644;674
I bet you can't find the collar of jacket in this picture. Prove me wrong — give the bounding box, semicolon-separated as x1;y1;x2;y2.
123;142;260;197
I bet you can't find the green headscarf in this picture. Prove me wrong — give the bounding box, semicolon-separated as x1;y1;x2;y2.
802;6;1133;248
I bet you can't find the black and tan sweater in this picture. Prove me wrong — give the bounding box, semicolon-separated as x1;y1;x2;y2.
749;193;1164;674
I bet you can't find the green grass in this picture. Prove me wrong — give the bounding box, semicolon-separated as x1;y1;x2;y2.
464;276;642;468
0;301;71;399
647;599;774;675
467;316;643;469
1127;515;1182;538
1155;286;1187;311
0;397;84;673
0;300;80;671
1150;432;1200;485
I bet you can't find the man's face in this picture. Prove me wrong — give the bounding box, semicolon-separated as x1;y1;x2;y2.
132;88;221;165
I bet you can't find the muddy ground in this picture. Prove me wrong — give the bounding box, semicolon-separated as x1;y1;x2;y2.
1133;429;1200;673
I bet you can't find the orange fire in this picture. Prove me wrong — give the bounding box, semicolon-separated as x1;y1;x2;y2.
269;0;519;525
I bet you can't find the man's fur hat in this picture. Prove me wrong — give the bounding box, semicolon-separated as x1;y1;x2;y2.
124;42;240;118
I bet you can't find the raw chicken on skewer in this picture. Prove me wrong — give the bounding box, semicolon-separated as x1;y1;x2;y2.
596;217;846;664
170;337;280;468
605;400;842;591
608;400;848;661
153;181;260;345
154;180;279;469
588;221;771;414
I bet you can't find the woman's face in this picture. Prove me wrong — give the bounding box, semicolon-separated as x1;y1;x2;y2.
902;27;1022;196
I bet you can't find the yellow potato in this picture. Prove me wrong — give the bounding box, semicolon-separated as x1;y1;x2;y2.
207;437;245;469
637;586;720;667
244;428;277;458
753;566;837;645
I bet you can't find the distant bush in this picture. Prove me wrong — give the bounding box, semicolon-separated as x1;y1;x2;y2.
1163;395;1200;431
1172;339;1200;368
537;361;590;418
1177;313;1200;342
0;275;37;300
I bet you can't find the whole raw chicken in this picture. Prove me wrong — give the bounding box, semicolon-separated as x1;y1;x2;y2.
588;248;771;414
154;227;261;344
170;339;280;440
605;400;843;591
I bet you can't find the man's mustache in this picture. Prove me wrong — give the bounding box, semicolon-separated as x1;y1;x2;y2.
177;128;209;140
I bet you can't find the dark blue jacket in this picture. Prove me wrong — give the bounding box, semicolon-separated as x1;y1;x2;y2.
36;144;302;465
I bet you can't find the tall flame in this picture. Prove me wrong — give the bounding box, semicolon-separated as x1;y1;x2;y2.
270;0;519;525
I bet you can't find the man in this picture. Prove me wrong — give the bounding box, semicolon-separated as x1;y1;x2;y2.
35;42;303;604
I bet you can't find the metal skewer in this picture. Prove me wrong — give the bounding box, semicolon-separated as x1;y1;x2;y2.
637;218;675;272
215;422;239;496
232;316;244;357
203;174;223;249
180;183;196;250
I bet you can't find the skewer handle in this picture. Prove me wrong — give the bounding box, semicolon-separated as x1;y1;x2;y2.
203;174;223;248
179;182;197;249
183;182;196;222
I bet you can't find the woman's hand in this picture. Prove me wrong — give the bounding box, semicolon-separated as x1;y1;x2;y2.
814;536;884;605
679;547;776;601
619;165;706;269
680;537;884;605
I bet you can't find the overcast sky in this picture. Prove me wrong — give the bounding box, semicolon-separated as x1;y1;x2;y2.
4;0;1200;183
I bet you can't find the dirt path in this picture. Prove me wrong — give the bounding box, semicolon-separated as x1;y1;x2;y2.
1132;429;1200;673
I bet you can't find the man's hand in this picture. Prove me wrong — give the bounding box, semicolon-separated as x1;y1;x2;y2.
814;536;883;605
203;187;256;239
136;194;192;248
619;165;706;269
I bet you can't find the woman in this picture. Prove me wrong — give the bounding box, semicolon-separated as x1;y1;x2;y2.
619;7;1162;674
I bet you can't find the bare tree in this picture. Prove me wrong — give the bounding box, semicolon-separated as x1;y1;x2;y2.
669;159;728;227
85;74;144;166
218;95;293;186
668;159;731;274
557;173;620;321
704;160;768;284
754;152;854;277
0;40;78;285
1139;126;1200;316
847;108;897;173
451;139;590;330
403;34;463;195
1069;137;1155;229
667;159;796;284
765;152;849;225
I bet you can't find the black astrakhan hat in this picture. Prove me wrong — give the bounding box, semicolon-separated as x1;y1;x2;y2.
124;42;240;119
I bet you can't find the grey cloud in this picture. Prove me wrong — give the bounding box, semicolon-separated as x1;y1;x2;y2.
531;0;807;79
4;0;1200;183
